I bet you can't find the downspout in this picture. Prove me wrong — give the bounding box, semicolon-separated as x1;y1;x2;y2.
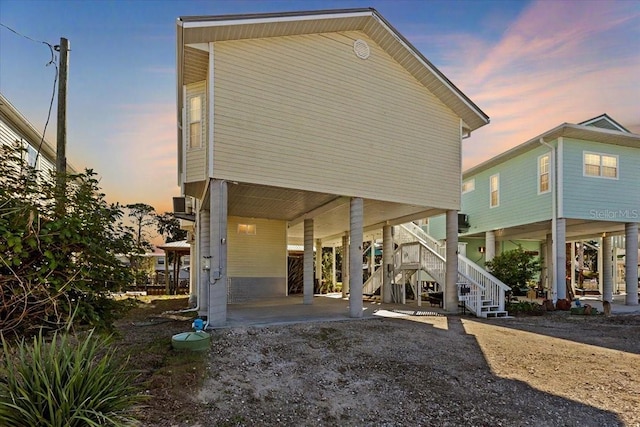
539;138;557;302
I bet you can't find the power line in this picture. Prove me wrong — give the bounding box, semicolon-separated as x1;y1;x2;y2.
0;22;59;168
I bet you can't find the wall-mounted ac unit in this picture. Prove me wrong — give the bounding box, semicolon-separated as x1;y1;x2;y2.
173;196;193;214
458;213;470;234
173;197;196;221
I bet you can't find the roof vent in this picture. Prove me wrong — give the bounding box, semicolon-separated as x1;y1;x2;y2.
353;39;370;60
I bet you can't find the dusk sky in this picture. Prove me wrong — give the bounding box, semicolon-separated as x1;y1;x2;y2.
1;0;639;215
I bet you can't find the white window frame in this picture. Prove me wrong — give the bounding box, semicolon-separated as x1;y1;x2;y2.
462;179;475;194
583;151;618;180
26;144;39;169
237;224;257;235
187;94;203;150
489;173;499;208
538;154;550;194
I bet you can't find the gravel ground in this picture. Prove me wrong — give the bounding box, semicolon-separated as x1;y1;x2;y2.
180;311;640;427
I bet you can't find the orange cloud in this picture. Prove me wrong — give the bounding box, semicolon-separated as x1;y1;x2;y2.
97;102;178;213
452;0;640;170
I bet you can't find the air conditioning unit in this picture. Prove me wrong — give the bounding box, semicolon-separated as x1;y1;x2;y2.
173;197;186;213
173;196;193;214
458;213;470;234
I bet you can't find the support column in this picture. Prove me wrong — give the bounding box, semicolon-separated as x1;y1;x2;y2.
369;240;375;278
485;230;496;262
332;246;337;291
303;219;314;305
444;210;459;311
341;233;349;298
198;209;210;317
602;235;613;303
349;197;364;318
625;223;639;305
570;242;576;290
555;218;567;300
208;179;228;326
598;238;603;295
382;225;393;303
544;234;553;294
315;238;322;292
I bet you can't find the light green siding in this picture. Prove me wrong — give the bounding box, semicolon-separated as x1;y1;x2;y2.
459;238;541;268
561;138;640;222
426;215;446;241
461;145;553;235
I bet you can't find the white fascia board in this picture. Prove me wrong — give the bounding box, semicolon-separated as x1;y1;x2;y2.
370;13;488;126
181;11;373;29
186;43;209;52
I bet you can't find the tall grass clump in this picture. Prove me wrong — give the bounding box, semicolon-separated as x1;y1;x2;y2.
0;330;143;426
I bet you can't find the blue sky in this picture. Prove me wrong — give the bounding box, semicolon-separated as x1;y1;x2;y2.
1;0;638;214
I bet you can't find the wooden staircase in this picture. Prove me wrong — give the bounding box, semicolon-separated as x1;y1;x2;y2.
362;222;510;318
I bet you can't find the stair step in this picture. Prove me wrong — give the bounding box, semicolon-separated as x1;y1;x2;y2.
480;305;499;311
485;311;509;318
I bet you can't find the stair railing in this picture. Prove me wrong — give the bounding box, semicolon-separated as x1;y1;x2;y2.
458;254;509;312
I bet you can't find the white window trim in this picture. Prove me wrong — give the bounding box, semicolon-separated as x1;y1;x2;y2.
583;151;619;180
462;179;475;194
537;153;551;195
489;173;500;208
237;223;257;235
187;94;204;150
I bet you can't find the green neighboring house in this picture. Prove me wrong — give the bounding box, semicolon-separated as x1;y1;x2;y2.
430;115;639;304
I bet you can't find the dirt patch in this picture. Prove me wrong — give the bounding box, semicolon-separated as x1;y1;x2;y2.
115;300;640;427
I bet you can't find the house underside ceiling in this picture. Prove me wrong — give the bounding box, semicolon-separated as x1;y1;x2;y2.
463;219;638;242
224;182;445;242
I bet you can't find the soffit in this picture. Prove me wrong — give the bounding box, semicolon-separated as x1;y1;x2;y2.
463;219;635;242
226;182;439;240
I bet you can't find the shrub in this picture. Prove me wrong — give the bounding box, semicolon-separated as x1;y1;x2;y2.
506;301;545;316
0;330;143;426
485;247;541;293
0;143;137;335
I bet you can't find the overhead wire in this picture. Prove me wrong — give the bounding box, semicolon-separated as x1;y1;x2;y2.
0;22;59;168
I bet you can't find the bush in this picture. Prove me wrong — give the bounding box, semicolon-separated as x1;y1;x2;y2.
0;143;137;335
0;330;143;426
485;247;541;293
506;301;545;316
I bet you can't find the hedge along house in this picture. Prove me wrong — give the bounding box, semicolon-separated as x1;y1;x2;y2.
430;115;640;305
175;8;490;326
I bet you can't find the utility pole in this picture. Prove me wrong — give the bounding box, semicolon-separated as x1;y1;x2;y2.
55;37;69;216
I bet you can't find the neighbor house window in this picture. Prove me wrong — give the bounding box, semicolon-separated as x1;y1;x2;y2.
584;152;618;179
237;224;256;235
27;144;38;169
462;179;475;194
489;174;499;208
538;154;550;194
188;95;202;149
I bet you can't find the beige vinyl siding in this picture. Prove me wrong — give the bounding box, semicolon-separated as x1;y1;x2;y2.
212;31;461;209
185;81;207;183
227;216;287;277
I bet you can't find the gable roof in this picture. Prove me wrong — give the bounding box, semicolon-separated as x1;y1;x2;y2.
176;8;489;133
464;118;640;178
579;114;630;133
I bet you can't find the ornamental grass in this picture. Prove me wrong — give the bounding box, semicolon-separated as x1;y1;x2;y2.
0;330;143;427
